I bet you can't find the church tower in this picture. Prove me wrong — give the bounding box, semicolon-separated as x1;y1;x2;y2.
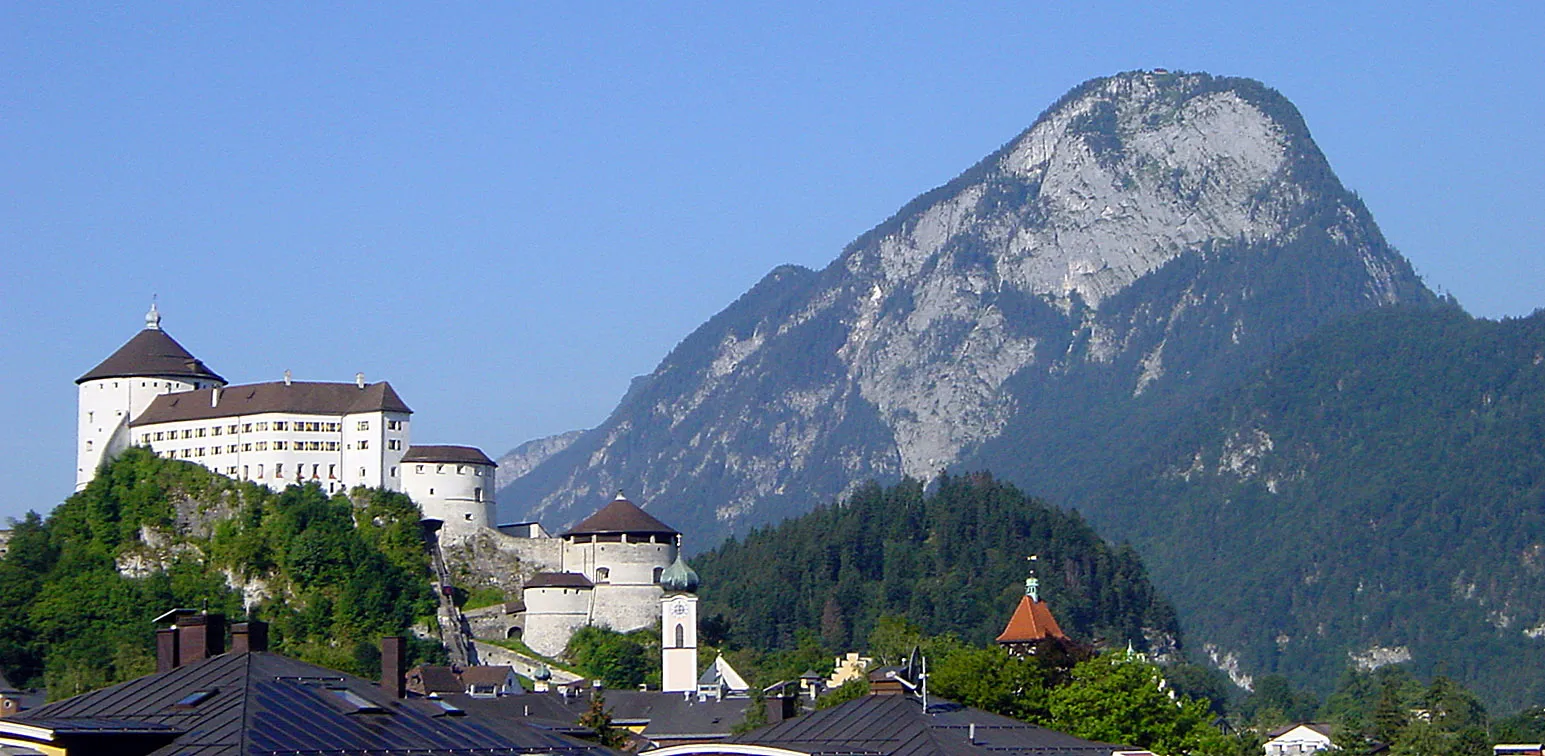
75;304;225;490
659;553;699;693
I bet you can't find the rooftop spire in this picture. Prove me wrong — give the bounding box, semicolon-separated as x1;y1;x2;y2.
145;299;162;331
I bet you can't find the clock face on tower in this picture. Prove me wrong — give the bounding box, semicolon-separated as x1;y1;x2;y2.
671;602;689;617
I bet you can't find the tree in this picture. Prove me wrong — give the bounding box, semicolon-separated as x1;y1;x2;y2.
577;689;629;749
1048;653;1229;756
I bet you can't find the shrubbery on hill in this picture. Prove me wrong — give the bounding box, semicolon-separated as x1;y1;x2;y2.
0;449;441;698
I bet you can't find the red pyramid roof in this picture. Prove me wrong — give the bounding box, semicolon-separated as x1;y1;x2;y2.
995;595;1066;644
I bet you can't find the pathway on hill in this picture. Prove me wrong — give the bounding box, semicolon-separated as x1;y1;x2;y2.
471;640;584;684
425;527;477;666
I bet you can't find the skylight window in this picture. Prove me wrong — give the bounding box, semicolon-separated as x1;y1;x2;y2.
171;689;217;709
326;687;387;714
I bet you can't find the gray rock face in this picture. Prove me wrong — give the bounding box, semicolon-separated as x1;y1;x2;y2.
499;71;1430;542
495;430;584;492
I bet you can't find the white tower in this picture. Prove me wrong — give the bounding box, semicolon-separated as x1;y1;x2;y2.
659;554;699;693
400;445;497;536
75;304;225;490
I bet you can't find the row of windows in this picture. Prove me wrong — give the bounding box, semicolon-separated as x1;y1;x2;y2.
140;418;394;444
153;438;355;457
221;464;400;480
412;464;489;476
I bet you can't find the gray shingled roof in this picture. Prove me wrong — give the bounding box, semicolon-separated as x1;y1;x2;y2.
131;381;411;425
77;328;225;385
4;650;612;756
402;446;497;466
562;496;678;538
731;694;1134;756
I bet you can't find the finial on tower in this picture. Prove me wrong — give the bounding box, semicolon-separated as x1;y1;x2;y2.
615;490;627;501
1025;555;1040;601
283;369;292;387
145;298;162;330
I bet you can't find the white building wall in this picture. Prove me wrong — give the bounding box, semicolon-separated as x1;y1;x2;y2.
558;536;674;634
662;593;698;693
521;586;593;657
402;460;496;533
77;376;208;490
132;408;411;494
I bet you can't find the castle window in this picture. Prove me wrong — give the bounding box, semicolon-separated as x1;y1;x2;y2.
428;488;435;495
256;465;264;478
243;443;252;452
416;465;424;473
88;411;94;423
436;465;444;474
312;464;319;478
474;487;482;502
653;567;663;584
196;428;205;438
86;440;93;451
596;568;610;583
328;464;336;479
243;423;252;433
359;467;367;479
458;465;468;475
387;419;403;431
211;426;221;436
155;432;164;441
182;430;192;439
357;420;370;431
358;440;369;450
275;463;284;478
387;440;402;451
273;421;287;431
464;513;473;521
390;466;398;477
243;465;249;478
229;425;239;434
273;441;287;451
675;624;685;649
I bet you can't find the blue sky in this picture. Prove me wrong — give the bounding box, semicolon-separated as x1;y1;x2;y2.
3;3;1542;522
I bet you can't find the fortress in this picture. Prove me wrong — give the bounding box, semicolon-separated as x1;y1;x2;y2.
78;305;702;675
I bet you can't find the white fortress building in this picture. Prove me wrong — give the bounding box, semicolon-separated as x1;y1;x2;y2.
515;493;694;657
77;305;495;526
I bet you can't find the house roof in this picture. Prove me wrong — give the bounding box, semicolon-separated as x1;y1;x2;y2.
132;380;411;425
78;328;225;385
407;665;467;695
1266;723;1335;740
2;650;612;756
995;596;1066;644
562;494;678;538
525;572;594;589
402;446;497;466
730;694;1134;756
459;667;515;687
446;689;750;743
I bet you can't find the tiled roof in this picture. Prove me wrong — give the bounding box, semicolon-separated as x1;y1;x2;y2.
562;495;678;538
732;694;1132;756
131;381;411;425
995;596;1066;644
78;329;225;384
402;446;497;466
4;651;611;756
525;572;594;589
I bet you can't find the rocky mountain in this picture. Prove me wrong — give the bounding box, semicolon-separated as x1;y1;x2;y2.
495;430;584;492
500;70;1432;540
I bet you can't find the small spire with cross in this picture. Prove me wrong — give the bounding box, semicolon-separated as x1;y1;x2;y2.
1025;555;1040;601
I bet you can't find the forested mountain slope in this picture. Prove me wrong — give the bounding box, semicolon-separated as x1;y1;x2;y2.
692;474;1179;655
1087;305;1545;710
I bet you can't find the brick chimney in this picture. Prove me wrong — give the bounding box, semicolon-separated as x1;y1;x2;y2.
156;627;179;673
177;613;225;667
381;637;406;699
231;621;268;653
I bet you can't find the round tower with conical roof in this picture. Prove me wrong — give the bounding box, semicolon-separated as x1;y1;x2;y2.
76;305;226;490
557;491;680;633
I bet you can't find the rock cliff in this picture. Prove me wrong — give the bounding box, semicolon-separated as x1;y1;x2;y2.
499;71;1432;543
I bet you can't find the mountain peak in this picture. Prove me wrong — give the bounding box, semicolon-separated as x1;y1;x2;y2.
502;70;1430;546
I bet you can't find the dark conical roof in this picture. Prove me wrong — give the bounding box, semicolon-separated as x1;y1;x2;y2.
562;493;678;538
78;327;225;385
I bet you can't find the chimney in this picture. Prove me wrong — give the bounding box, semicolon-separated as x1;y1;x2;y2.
156;627;179;673
766;690;798;724
211;387;221;407
231;621;268;653
356;372;366;389
381;636;407;699
177;613;225;667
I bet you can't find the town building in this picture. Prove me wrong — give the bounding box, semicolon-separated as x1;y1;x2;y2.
995;573;1069;656
1263;723;1336;756
0;612;609;756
